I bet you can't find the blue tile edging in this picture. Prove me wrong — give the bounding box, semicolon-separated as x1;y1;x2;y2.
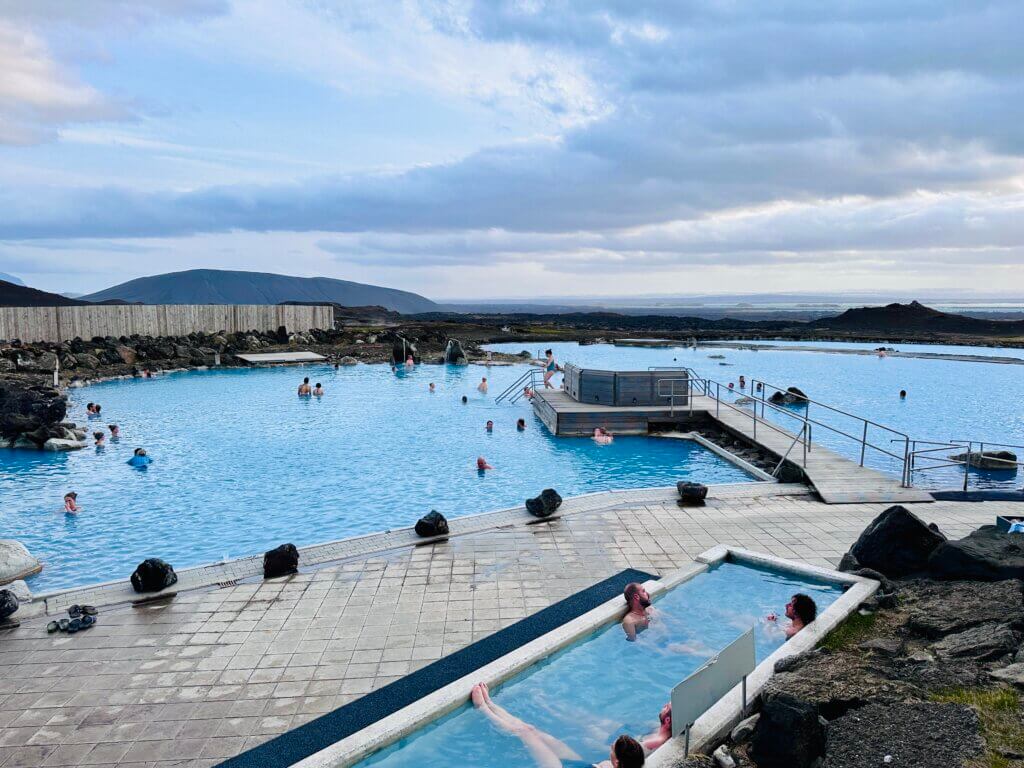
218;568;657;768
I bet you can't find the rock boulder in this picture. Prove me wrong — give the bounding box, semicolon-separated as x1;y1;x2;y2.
0;540;42;584
931;622;1019;661
947;450;1017;470
749;693;826;768
928;526;1024;581
0;378;67;441
845;505;946;578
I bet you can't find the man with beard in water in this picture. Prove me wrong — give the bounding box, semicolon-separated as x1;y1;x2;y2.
622;582;653;641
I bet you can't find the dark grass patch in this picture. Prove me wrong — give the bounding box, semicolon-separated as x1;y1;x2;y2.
818;611;878;652
218;568;656;768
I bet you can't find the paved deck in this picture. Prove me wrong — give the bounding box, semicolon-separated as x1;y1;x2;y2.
532;390;933;505
0;483;1004;768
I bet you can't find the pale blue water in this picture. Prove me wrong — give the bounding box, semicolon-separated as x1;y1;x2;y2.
1;363;751;591
358;562;844;768
488;341;1024;488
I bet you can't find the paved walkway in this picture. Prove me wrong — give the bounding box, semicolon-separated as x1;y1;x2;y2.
0;484;1005;768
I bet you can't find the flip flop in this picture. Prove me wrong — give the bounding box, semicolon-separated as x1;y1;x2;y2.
66;618;82;633
46;621;59;634
79;615;96;629
68;605;82;618
81;605;98;616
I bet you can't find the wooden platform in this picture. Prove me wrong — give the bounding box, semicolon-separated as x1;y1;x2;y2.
531;390;933;505
235;351;326;364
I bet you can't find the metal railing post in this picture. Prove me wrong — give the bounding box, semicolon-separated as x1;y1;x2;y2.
963;441;971;492
802;424;807;466
902;436;910;487
716;382;720;418
860;422;868;466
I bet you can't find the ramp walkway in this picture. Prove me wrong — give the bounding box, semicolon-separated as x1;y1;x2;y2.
529;366;934;505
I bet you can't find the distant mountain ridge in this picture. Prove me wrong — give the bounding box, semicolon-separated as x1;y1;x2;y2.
82;269;438;314
809;300;1024;335
0;279;90;307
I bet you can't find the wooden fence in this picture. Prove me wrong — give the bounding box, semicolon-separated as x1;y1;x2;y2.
0;305;334;343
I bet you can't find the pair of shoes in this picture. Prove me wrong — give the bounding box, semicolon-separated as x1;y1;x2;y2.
68;604;98;619
46;614;98;634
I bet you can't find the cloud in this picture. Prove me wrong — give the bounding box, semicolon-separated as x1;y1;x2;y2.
0;21;124;144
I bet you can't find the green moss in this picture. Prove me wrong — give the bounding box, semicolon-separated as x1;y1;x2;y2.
930;686;1024;768
817;611;877;651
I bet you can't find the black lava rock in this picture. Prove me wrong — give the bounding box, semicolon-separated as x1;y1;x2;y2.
0;589;18;620
847;505;946;578
676;481;708;506
928;525;1024;581
750;693;826;768
263;543;299;578
0;378;67;441
525;488;563;517
130;558;178;593
415;510;449;537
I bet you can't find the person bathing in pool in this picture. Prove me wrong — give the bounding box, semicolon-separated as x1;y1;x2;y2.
298;377;311;396
641;703;672;752
767;593;817;639
622;582;653;641
471;683;645;768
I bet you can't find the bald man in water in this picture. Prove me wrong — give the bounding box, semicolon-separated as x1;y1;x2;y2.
622;582;653;641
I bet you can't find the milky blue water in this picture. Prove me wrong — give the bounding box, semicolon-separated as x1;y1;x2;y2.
1;362;751;591
489;341;1024;488
357;562;843;768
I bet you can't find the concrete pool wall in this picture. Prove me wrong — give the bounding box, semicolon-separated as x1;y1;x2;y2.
293;547;878;768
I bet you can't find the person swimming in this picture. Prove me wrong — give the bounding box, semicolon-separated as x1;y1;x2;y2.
93;431;105;448
462;395;468;404
767;593;817;638
476;456;493;471
313;383;324;397
429;383;436;393
593;427;613;445
63;492;79;514
470;683;645;768
622;582;653;641
478;377;488;394
108;424;120;441
298;377;311;396
641;703;672;753
127;448;152;468
900;389;907;399
517;418;526;431
486;420;494;432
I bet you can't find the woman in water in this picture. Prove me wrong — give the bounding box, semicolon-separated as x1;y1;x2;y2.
63;492;79;514
108;424;120;441
471;683;645;768
93;431;105;448
593;427;613;445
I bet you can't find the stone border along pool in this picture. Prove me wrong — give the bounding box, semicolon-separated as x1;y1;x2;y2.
18;479;800;622
286;546;878;768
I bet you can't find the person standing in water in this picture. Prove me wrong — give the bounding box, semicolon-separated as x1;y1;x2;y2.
767;593;817;638
478;377;488;394
63;492;80;514
93;431;105;448
517;418;526;431
298;377;311;396
485;420;494;432
429;383;436;393
108;424;120;442
127;448;152;467
621;582;653;641
476;456;493;471
313;383;324;397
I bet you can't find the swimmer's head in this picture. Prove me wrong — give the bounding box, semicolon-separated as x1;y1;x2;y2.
134;448;147;457
315;383;322;388
64;492;77;501
303;377;309;384
788;593;817;625
624;582;651;610
108;424;118;433
461;395;468;403
610;735;644;768
659;703;672;728
476;456;488;470
93;431;104;440
486;420;493;430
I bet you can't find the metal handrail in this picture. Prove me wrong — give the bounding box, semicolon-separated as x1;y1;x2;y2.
906;438;1024;491
495;367;542;404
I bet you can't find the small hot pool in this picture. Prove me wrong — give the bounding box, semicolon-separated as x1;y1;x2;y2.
354;562;844;768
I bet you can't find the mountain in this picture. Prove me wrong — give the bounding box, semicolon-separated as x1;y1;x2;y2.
0;280;90;307
0;273;25;287
809;301;1024;335
82;269;438;314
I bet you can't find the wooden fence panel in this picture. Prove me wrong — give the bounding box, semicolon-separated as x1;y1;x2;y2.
0;305;333;343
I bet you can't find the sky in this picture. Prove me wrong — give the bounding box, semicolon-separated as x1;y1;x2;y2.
1;1;1023;300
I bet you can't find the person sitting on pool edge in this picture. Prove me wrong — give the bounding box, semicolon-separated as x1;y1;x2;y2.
298;377;311;396
471;682;645;768
767;593;817;638
622;582;653;641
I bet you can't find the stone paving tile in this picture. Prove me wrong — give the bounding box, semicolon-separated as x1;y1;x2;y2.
0;487;1001;768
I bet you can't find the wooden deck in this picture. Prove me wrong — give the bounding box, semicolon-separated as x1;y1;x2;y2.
532;390;933;505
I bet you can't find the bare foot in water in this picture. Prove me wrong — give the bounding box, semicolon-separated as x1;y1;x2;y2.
471;683;487;708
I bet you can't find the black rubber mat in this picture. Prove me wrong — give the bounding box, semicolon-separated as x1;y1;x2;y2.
218;567;657;768
931;489;1024;502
